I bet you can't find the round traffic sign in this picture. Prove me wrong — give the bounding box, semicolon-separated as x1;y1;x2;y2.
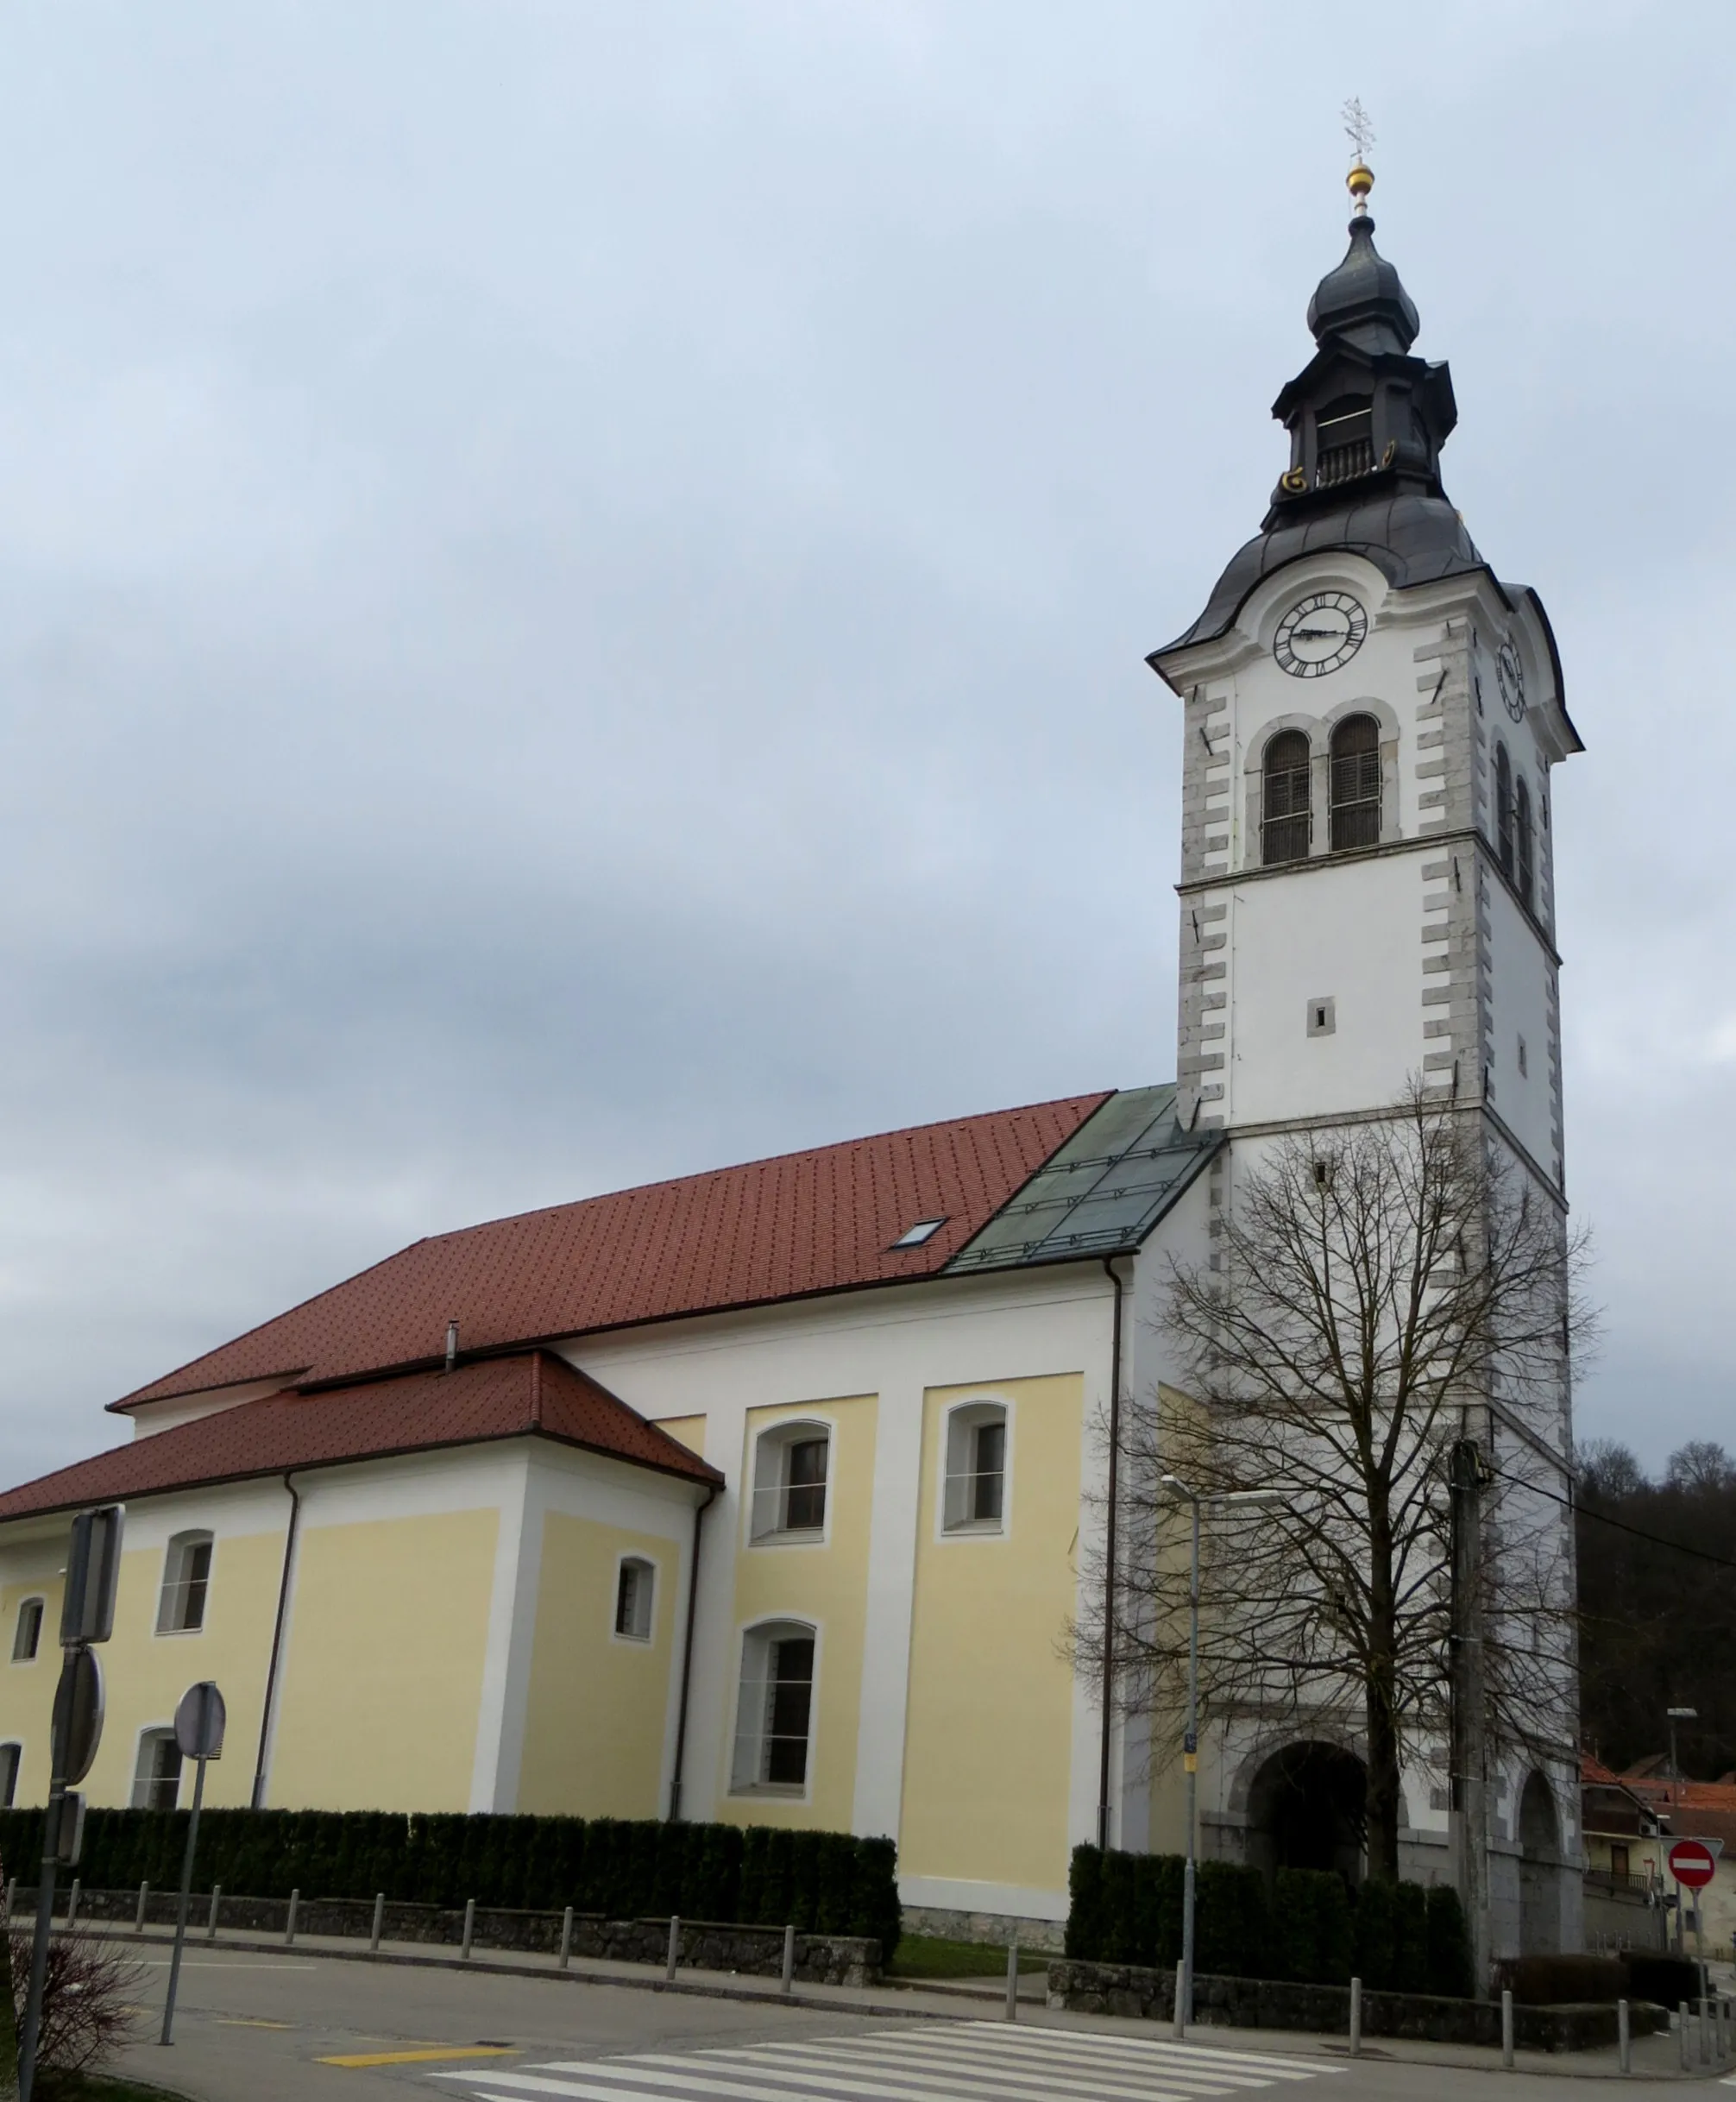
49;1647;104;1786
173;1679;226;1761
1669;1839;1718;1890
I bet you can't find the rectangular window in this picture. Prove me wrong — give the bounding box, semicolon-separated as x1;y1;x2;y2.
157;1535;213;1634
613;1558;654;1641
783;1439;827;1532
0;1744;18;1809
11;1599;43;1662
751;1427;831;1540
943;1404;1009;1532
131;1732;182;1812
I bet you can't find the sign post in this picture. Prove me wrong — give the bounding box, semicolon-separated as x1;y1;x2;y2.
1668;1838;1720;1999
159;1682;226;2047
18;1506;122;2102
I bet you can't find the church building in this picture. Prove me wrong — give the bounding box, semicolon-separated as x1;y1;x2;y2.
0;164;1582;1958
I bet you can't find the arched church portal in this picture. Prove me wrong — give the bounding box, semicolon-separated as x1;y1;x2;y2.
1245;1741;1368;1885
1517;1770;1561;1954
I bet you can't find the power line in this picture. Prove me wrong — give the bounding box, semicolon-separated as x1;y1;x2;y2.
1490;1463;1736;1575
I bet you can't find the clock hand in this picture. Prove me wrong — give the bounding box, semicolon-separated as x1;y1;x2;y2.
1292;626;1344;640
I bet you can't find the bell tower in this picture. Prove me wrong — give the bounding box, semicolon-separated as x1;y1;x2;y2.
1148;162;1582;1191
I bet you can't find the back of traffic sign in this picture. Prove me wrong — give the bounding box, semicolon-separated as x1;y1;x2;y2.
173;1680;226;1762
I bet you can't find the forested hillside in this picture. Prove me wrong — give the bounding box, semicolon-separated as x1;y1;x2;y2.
1576;1440;1736;1778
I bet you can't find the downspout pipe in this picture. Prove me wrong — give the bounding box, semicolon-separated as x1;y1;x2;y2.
1097;1256;1127;1851
252;1471;302;1809
666;1480;718;1822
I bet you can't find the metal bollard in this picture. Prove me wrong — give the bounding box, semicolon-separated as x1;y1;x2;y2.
1501;1987;1514;2068
370;1891;385;1954
285;1888;299;1947
666;1915;680;1984
136;1881;150;1932
1349;1974;1362;2057
780;1923;795;1996
1618;1997;1630;2074
1004;1938;1018;2023
1680;2001;1690;2072
66;1879;80;1929
1172;1958;1186;2039
207;1884;222;1940
462;1898;475;1960
1703;1996;1713;2066
559;1904;573;1970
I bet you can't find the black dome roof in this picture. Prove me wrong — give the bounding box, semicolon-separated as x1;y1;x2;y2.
1305;215;1419;356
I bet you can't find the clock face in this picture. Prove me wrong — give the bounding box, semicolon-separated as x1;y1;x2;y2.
1274;591;1368;678
1496;638;1526;721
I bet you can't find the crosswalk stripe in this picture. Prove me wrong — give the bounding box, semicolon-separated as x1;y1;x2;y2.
437;2062;993;2102
870;2025;1317;2079
708;2038;1244;2100
791;2036;1260;2093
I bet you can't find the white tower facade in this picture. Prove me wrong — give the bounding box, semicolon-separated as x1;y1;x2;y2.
1148;176;1583;1959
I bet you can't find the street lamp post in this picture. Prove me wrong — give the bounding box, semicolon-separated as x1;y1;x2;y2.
1665;1707;1697;1956
1160;1476;1280;2029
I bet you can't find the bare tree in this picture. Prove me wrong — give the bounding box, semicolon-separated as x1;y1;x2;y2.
1085;1085;1591;1885
4;1929;144;2085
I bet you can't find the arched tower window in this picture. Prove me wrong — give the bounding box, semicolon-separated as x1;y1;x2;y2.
1314;394;1374;488
1515;777;1535;911
1495;745;1515;879
1261;730;1311;865
1329;714;1381;850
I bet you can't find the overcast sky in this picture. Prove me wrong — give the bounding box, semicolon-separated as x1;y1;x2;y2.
0;1;1728;1484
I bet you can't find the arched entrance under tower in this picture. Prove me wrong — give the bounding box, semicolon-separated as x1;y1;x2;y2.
1244;1740;1367;1884
1518;1770;1562;1954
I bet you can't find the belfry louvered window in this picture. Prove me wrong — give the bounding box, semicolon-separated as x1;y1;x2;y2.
1315;395;1374;488
1495;744;1515;878
1515;777;1535;909
1329;714;1381;850
1261;730;1311;865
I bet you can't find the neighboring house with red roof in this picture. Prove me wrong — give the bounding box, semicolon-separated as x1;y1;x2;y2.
0;1083;1221;1936
1601;1765;1736;1963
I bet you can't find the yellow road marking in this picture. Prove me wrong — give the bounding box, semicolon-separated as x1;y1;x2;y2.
318;2046;519;2068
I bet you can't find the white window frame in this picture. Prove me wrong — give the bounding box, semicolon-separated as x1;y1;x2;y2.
728;1617;820;1798
156;1531;215;1635
10;1596;45;1663
747;1419;833;1545
938;1397;1013;1538
0;1741;20;1808
611;1554;657;1644
131;1726;183;1810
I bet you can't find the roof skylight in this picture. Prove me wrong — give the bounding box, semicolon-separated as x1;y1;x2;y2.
890;1218;946;1249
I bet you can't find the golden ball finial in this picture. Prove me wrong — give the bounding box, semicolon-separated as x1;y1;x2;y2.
1347;161;1374;213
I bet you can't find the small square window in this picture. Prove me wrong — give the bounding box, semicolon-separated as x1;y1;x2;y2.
1306;997;1337;1038
890;1218;946;1249
613;1558;655;1642
11;1599;43;1662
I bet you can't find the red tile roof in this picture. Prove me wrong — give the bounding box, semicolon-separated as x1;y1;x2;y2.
0;1353;720;1523
116;1092;1111;1410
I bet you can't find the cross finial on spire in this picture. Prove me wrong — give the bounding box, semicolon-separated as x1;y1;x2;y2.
1341;98;1375;215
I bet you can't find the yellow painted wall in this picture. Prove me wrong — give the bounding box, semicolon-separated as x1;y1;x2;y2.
651;1416;708;1456
518;1514;678;1817
0;1569;65;1808
268;1510;498;1811
718;1394;877;1831
900;1372;1084;1889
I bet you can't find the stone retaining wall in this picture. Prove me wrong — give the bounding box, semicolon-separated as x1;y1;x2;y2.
9;1888;878;1988
1046;1959;1670;2051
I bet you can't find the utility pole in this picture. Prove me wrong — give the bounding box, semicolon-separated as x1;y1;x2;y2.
1449;1440;1490;1993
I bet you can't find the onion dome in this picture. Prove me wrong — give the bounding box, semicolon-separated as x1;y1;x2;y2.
1306;212;1420;356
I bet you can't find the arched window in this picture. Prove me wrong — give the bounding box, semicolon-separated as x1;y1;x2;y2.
1515;777;1535;910
156;1532;213;1633
11;1598;43;1662
1329;714;1381;850
1261;730;1312;865
731;1620;816;1793
750;1423;830;1541
131;1728;182;1810
942;1401;1009;1532
1495;744;1514;879
613;1556;656;1642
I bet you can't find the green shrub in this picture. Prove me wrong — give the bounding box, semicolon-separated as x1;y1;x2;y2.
1425;1883;1474;1998
1195;1860;1267;1979
1271;1867;1353;1985
1353;1879;1396;1992
1390;1879;1429;1995
1066;1844;1103;1960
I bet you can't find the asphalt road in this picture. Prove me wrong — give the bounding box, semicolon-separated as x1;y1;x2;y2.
98;1943;1712;2102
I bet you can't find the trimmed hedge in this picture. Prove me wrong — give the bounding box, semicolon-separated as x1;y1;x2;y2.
0;1809;899;1958
1066;1846;1469;1997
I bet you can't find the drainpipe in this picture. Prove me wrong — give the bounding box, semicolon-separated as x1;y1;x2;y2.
666;1481;718;1822
251;1472;302;1809
1098;1256;1127;1850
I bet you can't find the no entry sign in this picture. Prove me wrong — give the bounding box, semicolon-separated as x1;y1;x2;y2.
1669;1839;1719;1890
